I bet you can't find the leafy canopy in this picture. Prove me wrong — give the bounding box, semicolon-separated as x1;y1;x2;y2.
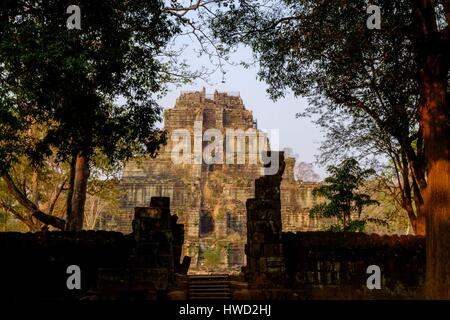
0;0;178;172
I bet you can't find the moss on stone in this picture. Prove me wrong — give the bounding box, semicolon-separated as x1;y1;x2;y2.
203;245;224;268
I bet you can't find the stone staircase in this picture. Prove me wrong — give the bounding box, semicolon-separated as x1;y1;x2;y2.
188;274;232;300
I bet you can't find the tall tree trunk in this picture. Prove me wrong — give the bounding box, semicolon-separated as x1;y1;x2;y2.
399;152;426;235
414;205;426;236
421;76;450;299
65;154;76;228
412;177;426;236
413;0;450;299
66;153;90;231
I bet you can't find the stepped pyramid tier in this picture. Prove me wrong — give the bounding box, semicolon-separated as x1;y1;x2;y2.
117;89;328;273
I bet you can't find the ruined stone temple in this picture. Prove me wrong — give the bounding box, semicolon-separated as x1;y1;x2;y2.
117;89;328;273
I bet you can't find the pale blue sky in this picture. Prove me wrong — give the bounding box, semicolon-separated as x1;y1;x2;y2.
157;46;326;177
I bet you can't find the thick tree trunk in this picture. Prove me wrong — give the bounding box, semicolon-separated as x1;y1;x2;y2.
66;153;90;231
414;205;426;236
404;200;426;236
421;77;450;299
424;160;450;299
412;177;426;236
419;53;450;299
413;0;450;299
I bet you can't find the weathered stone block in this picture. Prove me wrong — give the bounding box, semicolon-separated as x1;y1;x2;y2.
263;244;282;256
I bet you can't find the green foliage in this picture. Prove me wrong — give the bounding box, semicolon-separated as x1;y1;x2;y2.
216;208;226;220
0;1;182;228
203;245;223;268
310;158;379;232
188;246;198;258
0;0;178;172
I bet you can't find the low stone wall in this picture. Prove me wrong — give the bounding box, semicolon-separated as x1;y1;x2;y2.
282;232;425;299
0;197;188;301
0;231;132;300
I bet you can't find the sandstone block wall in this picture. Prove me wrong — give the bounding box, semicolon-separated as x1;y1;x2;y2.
0;197;187;301
282;232;425;298
0;231;131;300
245;151;287;288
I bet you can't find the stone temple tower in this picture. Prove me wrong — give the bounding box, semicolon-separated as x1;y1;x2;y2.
119;89;326;274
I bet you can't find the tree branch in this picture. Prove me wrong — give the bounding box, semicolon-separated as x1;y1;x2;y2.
46;178;67;214
0;200;38;232
163;0;218;17
2;172;66;230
